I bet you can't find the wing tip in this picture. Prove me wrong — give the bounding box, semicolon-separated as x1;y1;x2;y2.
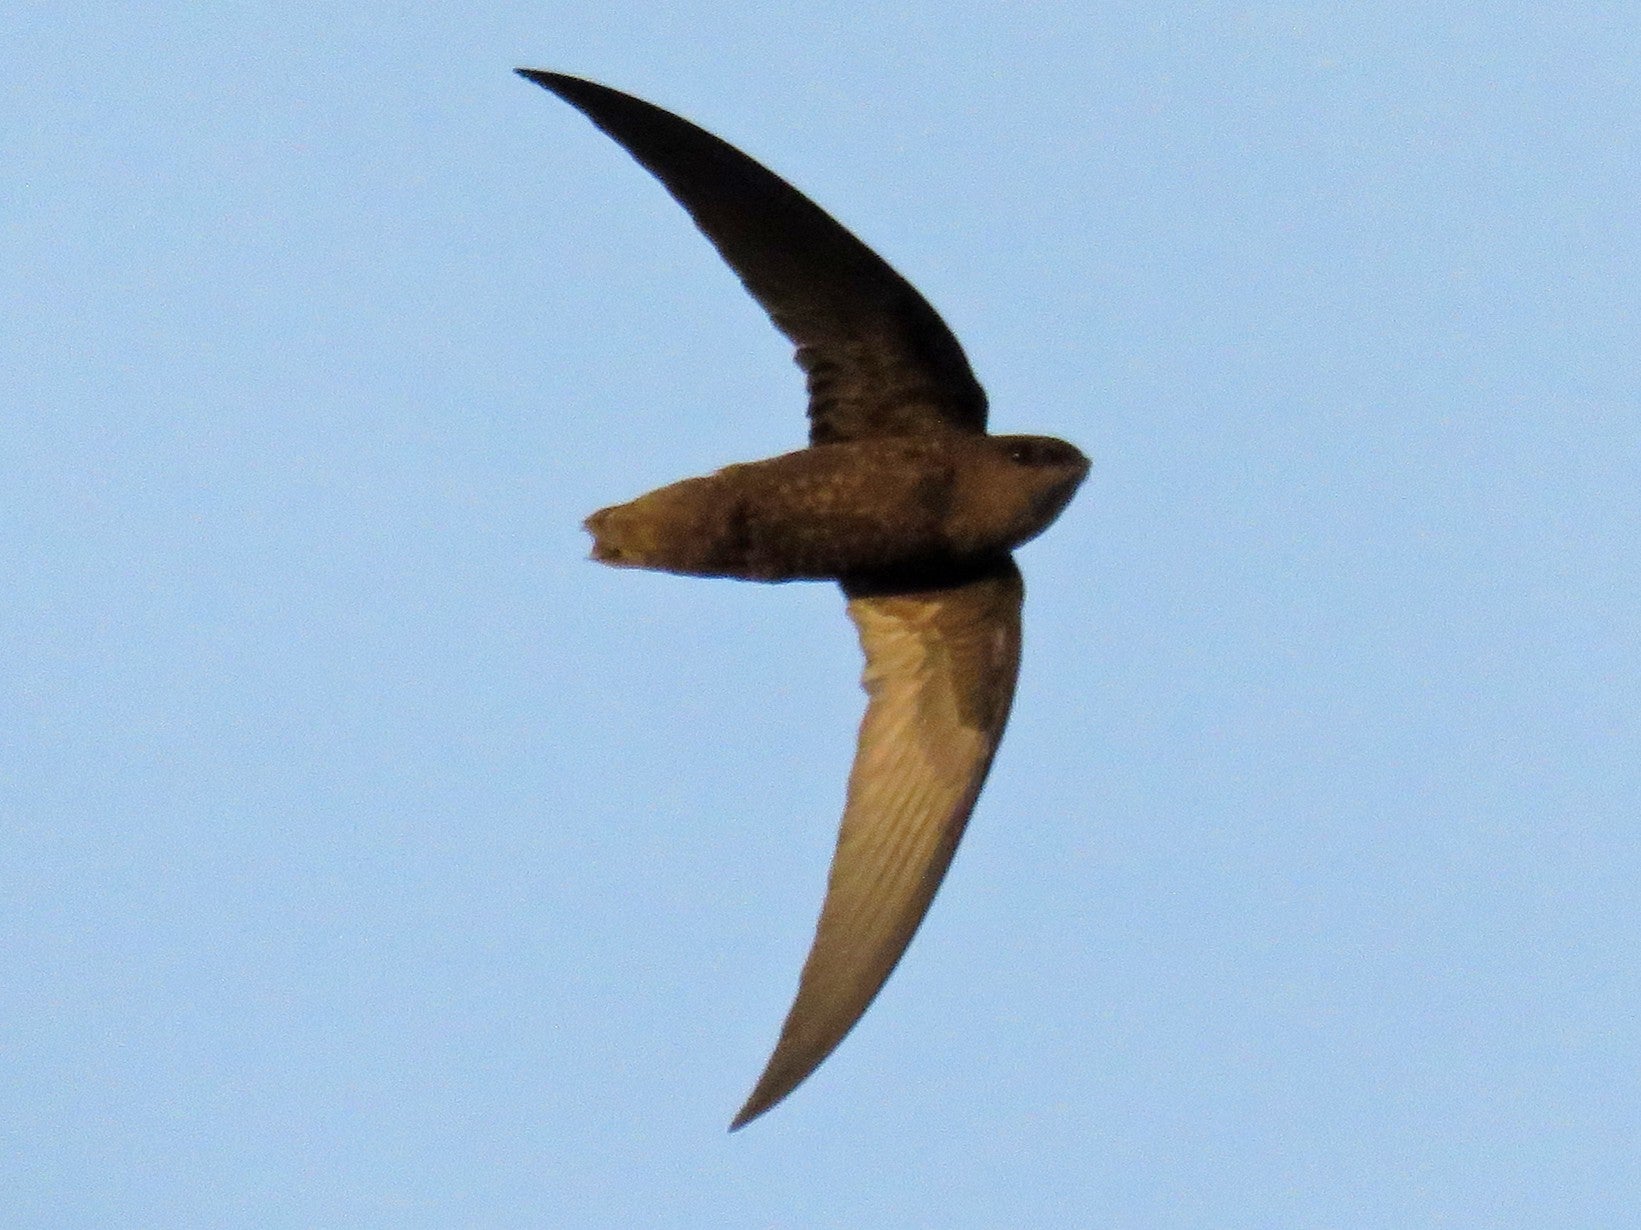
728;1067;798;1132
516;67;593;99
729;1007;861;1130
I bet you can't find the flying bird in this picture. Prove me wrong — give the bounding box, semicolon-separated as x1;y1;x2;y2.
518;69;1089;1129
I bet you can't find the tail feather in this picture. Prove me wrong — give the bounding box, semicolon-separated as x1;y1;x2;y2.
583;505;653;567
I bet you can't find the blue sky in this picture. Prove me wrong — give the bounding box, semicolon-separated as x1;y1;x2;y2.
6;3;1638;1226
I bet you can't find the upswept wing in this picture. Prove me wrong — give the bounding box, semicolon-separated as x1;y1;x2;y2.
518;70;988;445
732;557;1023;1128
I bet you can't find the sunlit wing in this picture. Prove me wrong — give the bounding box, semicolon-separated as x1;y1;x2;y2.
732;557;1023;1128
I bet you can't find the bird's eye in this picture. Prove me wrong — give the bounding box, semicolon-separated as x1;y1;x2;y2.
1008;440;1065;466
1008;442;1042;466
1006;438;1082;469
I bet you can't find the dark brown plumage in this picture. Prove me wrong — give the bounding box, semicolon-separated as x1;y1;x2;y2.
519;69;1089;1129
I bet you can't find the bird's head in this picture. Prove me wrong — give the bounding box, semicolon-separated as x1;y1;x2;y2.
990;433;1090;541
939;434;1089;558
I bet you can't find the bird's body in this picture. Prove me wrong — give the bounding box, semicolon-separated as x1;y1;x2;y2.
587;433;1086;582
519;69;1088;1128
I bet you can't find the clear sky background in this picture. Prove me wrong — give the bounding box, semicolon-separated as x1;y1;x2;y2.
6;3;1638;1226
